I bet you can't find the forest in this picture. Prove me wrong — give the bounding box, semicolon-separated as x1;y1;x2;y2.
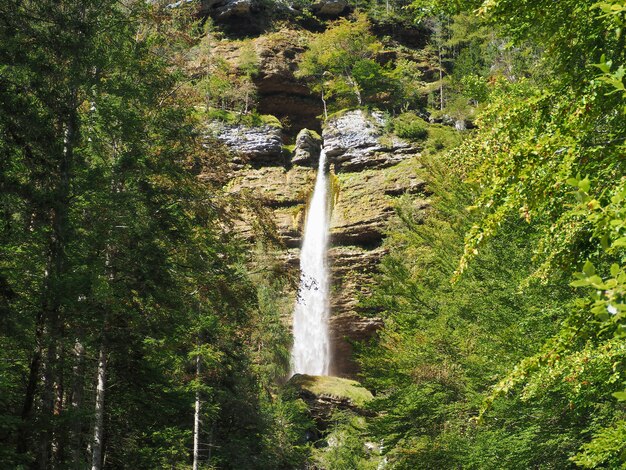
1;0;626;468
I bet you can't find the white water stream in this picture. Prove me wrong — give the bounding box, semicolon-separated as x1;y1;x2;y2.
291;148;331;376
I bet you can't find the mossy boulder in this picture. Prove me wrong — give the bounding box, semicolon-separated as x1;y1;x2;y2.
286;374;374;424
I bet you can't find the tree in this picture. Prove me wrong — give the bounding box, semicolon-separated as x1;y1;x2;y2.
297;14;420;114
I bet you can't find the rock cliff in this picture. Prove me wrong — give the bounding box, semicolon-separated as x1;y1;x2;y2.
222;108;429;377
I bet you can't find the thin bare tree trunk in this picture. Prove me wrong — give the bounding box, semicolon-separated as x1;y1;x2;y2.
70;338;86;468
91;340;107;470
193;354;201;470
439;44;444;111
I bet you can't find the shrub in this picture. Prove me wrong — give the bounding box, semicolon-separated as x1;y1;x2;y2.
393;112;429;141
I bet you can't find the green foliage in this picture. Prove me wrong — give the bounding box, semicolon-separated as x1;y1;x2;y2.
0;2;305;468
311;413;380;470
355;153;580;468
297;14;423;113
392;112;429;140
572;420;626;468
206;108;283;128
195;33;260;115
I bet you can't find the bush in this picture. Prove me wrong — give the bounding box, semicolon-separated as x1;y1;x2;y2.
393;112;429;141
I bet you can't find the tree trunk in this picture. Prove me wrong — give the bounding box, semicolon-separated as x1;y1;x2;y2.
16;311;44;455
91;340;107;470
70;339;86;469
39;103;78;469
439;44;444;111
193;354;201;470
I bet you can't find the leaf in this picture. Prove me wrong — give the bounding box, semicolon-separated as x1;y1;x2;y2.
612;237;626;247
612;391;626;401
583;260;596;276
611;263;620;277
579;177;591;193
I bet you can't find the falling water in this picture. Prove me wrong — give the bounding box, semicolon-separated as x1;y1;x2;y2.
291;148;331;376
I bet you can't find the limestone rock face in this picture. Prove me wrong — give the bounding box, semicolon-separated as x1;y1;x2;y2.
323;109;418;171
292;128;322;167
254;31;323;133
215;0;252;18
228;165;315;247
331;161;427;247
209;30;323;134
311;0;349;17
211;123;284;166
222;107;428;378
199;0;252;18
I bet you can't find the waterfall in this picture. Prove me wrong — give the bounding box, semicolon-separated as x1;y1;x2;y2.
291;148;331;376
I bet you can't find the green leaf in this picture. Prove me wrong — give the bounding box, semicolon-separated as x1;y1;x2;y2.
612;391;626;401
579;177;591;193
611;263;620;277
583;260;596;276
613;237;626;247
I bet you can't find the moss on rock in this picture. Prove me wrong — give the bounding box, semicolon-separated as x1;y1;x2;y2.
287;374;373;408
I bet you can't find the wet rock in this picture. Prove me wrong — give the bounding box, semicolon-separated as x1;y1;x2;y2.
292;128;322;167
323;109;418;171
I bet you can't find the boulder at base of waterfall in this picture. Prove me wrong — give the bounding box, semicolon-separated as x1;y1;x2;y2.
286;374;374;424
292;128;322;167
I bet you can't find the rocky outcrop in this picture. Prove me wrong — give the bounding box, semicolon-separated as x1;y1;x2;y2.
199;0;252;18
211;122;284;166
292;128;322;166
222;110;428;377
311;0;349;17
327;246;384;376
227;165;315;247
209;30;323;134
331;159;427;247
324;109;418;171
287;374;373;425
254;31;323;134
